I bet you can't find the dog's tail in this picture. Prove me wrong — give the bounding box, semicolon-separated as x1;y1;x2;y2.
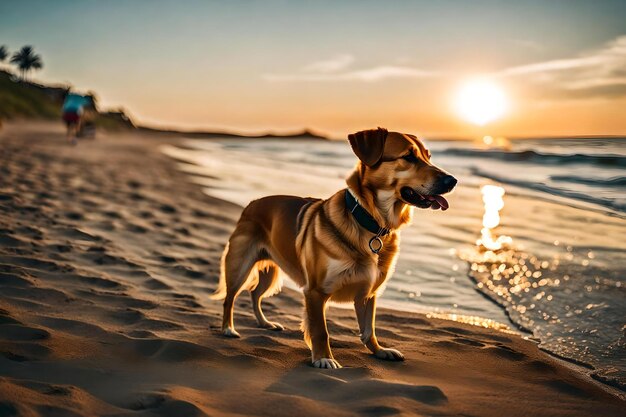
209;242;230;300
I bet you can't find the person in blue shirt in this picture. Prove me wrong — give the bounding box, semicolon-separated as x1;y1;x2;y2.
62;92;92;144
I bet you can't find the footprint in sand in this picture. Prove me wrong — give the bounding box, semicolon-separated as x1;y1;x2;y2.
159;204;177;214
0;324;50;341
77;275;126;290
482;344;527;361
143;278;172;290
64;212;84;221
137;210;154;219
269;370;448;407
451;337;486;347
126;223;148;233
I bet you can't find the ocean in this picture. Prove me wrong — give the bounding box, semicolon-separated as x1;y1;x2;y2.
162;136;626;390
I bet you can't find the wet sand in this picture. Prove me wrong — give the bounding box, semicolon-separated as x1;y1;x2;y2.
0;122;623;417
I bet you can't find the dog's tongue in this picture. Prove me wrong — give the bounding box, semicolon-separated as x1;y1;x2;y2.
426;195;449;211
434;195;449;210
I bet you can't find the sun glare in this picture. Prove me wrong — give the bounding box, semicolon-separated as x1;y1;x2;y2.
454;79;508;126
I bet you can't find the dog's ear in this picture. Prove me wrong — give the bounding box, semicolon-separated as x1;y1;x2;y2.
348;127;388;167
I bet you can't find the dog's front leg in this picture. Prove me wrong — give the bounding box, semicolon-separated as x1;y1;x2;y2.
354;295;404;361
303;288;341;369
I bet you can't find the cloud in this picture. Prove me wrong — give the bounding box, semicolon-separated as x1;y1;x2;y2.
302;54;354;73
499;35;626;98
263;36;626;99
508;39;544;51
264;53;437;82
264;63;437;82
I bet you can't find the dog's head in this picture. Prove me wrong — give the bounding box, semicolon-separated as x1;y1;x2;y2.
348;128;457;211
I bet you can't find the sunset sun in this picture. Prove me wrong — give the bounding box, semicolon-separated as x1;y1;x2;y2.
454;79;508;126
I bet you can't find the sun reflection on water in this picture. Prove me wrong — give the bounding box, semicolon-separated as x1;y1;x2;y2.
458;183;563;331
458;185;568;338
455;194;625;376
477;185;512;251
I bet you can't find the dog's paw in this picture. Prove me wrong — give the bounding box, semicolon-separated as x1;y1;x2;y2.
312;358;342;369
375;348;405;361
222;328;241;338
259;321;284;331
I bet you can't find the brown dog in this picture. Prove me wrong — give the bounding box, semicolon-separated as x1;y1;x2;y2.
212;128;457;368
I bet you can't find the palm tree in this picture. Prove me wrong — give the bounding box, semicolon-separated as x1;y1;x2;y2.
10;46;43;80
0;45;8;63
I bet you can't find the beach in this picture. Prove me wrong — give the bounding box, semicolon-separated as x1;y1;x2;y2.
0;122;624;417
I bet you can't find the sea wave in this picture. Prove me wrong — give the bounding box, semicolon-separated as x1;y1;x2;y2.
470;167;626;213
550;175;626;188
441;148;626;168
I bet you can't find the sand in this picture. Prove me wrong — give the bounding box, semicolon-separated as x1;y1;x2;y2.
0;122;624;417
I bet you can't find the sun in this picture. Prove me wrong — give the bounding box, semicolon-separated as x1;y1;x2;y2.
454;79;508;126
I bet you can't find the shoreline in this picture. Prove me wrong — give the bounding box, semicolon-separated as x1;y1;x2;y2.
0;122;624;416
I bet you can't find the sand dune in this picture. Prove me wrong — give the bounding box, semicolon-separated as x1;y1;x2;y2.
0;122;623;416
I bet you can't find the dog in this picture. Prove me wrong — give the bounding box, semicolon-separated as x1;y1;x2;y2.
212;128;457;368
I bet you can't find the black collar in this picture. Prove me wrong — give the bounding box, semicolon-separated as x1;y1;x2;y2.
344;189;390;237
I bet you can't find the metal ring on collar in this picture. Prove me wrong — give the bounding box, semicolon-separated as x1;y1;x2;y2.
369;236;383;254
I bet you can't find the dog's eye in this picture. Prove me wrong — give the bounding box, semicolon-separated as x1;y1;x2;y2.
402;153;419;163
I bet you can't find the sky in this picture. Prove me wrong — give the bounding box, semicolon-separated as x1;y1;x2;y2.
1;0;626;138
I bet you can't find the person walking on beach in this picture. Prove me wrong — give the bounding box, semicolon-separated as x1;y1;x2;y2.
61;92;93;144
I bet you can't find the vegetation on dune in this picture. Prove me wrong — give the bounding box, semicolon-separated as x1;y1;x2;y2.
0;70;62;119
94;109;136;131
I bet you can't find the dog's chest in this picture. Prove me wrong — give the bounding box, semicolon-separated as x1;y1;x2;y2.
322;256;383;297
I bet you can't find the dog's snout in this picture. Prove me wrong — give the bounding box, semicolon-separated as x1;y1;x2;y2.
440;175;457;192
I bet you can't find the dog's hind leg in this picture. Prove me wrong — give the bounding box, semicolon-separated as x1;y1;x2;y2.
250;264;284;331
221;228;262;338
